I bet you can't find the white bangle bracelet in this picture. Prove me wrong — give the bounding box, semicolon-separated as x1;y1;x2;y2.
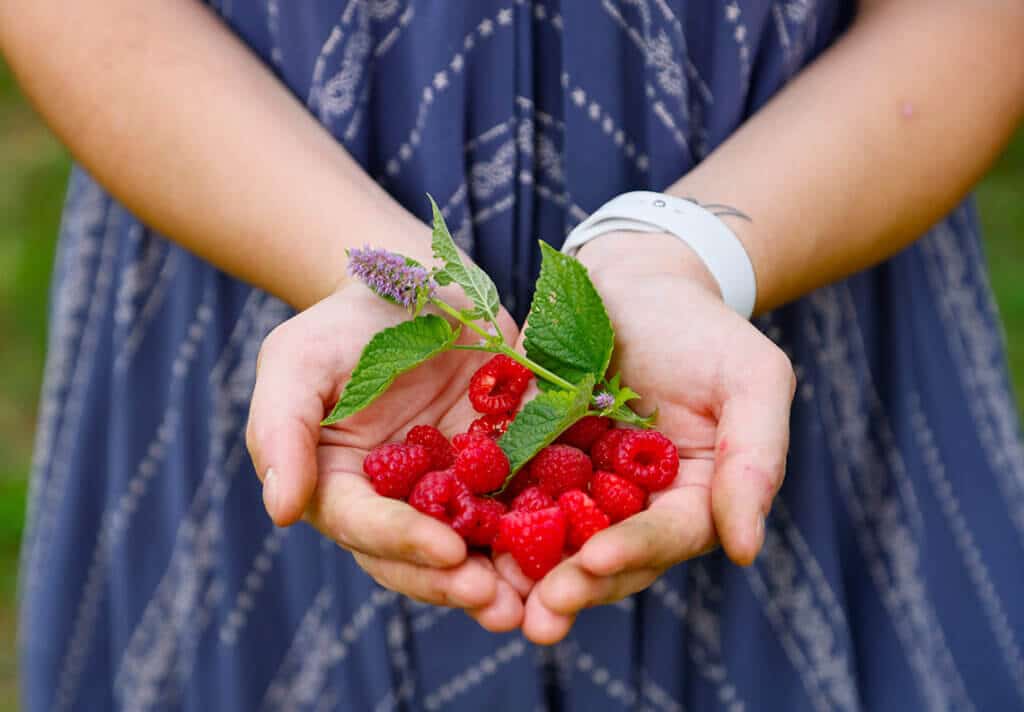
561;191;757;318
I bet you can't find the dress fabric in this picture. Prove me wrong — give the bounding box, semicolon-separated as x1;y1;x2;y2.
19;1;1024;710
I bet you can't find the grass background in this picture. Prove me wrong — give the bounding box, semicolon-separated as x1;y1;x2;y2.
0;59;1022;710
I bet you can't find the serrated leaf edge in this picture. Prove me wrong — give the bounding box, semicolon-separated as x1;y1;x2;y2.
321;315;460;425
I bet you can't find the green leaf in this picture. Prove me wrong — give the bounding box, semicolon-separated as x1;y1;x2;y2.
321;315;460;425
523;242;615;386
428;195;501;323
498;374;595;477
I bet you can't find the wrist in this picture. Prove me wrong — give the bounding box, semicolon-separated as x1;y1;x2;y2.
575;230;722;299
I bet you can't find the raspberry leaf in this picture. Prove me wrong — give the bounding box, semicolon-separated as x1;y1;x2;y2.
428;195;501;326
524;242;614;388
498;374;595;477
321;315;460;425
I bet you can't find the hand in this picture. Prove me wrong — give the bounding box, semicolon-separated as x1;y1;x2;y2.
509;231;796;644
246;281;524;632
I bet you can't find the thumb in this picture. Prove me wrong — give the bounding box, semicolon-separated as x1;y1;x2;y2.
710;349;795;565
245;323;326;526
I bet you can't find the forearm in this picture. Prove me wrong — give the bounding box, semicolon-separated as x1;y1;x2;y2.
666;0;1024;314
0;0;425;309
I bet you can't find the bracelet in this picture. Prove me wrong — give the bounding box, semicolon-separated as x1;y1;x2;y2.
561;191;757;318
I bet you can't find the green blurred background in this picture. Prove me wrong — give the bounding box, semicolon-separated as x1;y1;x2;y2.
0;59;1022;711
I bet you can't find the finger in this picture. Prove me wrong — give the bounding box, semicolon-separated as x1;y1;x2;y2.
579;481;716;577
522;588;575;646
536;557;660;616
466;579;525;633
246;321;331;526
493;552;536;598
310;466;466;568
352;552;498;609
712;347;795;565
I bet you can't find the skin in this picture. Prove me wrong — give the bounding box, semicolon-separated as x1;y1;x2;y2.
498;0;1024;643
2;0;1023;643
246;283;525;631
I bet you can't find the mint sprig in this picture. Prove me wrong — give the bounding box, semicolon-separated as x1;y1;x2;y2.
322;196;655;479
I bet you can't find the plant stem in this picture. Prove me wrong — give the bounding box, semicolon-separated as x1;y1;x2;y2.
431;296;578;391
432;296;652;426
430;298;494;342
494;345;577;391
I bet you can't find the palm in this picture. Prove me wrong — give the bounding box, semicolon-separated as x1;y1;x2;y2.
314;289;516;454
248;283;526;627
506;269;794;644
313;288;517;512
287;284;520;513
602;273;741;519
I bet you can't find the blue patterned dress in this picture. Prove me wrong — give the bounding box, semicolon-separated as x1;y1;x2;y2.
20;2;1024;710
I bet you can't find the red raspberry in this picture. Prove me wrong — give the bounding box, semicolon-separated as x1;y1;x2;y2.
453;433;510;493
494;506;566;579
613;430;679;491
468;413;514;439
510;485;555;512
451;494;506;547
590;428;627;471
589;470;646;523
557;489;611;553
404;425;455;470
499;469;538;502
468;355;532;414
451;433;474;452
363;443;432;499
408;469;467;521
557;416;612;452
527;444;592;498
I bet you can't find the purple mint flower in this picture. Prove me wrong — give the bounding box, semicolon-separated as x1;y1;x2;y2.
594;391;615;410
347;246;436;309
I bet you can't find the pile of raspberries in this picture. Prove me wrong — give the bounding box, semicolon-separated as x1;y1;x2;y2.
361;355;678;579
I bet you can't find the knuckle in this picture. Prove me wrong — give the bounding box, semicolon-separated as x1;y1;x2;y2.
387;510;425;559
244;416;260;467
257;323;289;369
330;523;358;552
314;502;358;551
395;566;445;605
764;343;796;393
245;419;280;462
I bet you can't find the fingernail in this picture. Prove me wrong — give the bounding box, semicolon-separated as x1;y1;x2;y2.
755;514;766;548
263;468;280;522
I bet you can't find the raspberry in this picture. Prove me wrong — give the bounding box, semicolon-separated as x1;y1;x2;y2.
557;489;611;553
451;494;506;547
468;355;532;414
494;506;566;579
405;425;455;470
500;469;538;502
590;428;627;471
453;433;510;493
408;469;467;521
527;444;592;498
589;470;646;523
557;416;612;452
510;485;555;512
468;413;514;439
451;432;474;451
363;443;432;499
613;430;679;491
